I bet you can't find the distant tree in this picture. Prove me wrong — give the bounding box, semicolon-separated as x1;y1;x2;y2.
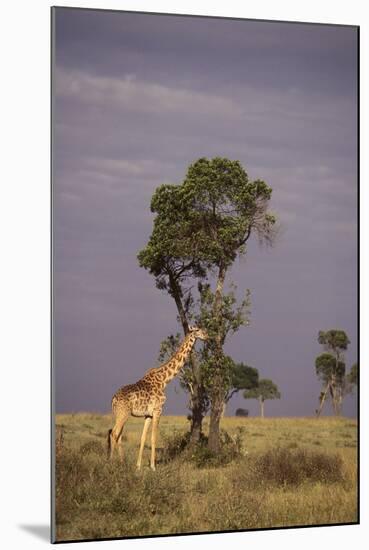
315;330;350;416
347;362;358;387
243;378;281;418
235;408;249;417
220;360;258;416
227;362;259;403
315;353;345;416
343;362;358;398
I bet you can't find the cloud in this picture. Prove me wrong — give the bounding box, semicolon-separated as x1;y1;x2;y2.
55;67;243;118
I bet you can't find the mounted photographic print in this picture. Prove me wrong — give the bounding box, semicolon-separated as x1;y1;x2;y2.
51;6;359;543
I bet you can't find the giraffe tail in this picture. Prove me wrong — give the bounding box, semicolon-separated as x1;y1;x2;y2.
107;428;112;459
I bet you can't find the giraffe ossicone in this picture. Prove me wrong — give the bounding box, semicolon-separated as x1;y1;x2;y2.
108;326;208;470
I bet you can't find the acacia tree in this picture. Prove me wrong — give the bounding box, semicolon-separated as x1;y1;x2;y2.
315;330;350;416
243;379;281;417
225;361;259;409
138;157;276;452
347;363;358;388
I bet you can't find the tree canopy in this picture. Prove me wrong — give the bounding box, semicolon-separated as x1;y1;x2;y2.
243;378;281;417
229;362;259;400
318;330;350;355
244;379;281;401
138;157;276;282
315;353;346;385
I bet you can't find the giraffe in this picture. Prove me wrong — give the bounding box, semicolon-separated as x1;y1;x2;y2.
107;326;208;470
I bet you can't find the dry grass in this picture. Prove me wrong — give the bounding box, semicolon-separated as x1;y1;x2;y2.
54;414;358;542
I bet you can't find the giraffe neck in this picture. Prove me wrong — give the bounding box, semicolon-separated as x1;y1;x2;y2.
158;333;197;385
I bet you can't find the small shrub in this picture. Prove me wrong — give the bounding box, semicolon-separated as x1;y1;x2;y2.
161;430;192;462
249;448;346;487
235;408;249;417
161;428;245;468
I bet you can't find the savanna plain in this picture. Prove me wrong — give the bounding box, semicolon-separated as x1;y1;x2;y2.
55;414;357;542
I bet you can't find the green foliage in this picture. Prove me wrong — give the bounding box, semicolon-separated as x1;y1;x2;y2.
197;281;251;343
180;157;276;266
318;330;350;354
192;281;254;398
243;378;281;401
138;156;276;301
230;362;259;394
315;353;345;384
347;363;358;386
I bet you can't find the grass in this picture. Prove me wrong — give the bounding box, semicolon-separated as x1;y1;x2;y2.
54;414;358;542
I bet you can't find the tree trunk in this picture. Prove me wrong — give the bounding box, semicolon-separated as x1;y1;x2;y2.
330;378;340;416
316;381;330;417
208;390;224;453
188;375;207;447
260;396;265;418
332;352;343;416
208;263;227;453
189;402;203;445
169;272;189;334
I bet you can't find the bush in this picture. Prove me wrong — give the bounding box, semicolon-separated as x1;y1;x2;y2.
161;430;193;462
235;408;249;417
55;440;186;539
248;447;346;487
161;428;245;468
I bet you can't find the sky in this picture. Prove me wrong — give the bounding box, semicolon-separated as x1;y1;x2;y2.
53;7;358;417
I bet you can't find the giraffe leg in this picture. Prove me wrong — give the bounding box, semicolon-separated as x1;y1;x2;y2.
109;411;129;461
117;431;125;462
150;412;161;471
136;416;152;470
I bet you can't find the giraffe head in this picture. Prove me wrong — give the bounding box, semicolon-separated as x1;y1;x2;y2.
188;326;209;341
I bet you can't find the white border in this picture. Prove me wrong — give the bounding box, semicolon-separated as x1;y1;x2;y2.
1;1;366;548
